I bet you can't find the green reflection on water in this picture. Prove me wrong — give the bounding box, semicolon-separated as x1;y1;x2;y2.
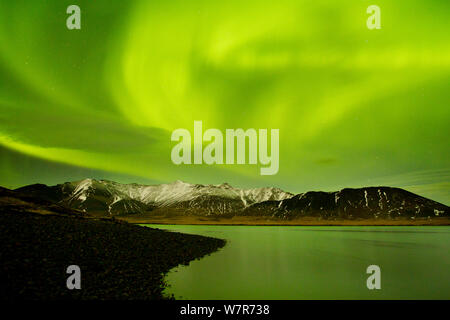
143;225;450;299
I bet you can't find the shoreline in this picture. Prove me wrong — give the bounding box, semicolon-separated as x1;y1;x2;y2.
119;216;450;226
0;210;226;300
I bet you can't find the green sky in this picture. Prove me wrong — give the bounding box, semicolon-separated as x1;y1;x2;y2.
0;0;449;204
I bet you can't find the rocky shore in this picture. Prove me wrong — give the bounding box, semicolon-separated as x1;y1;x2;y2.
0;209;225;300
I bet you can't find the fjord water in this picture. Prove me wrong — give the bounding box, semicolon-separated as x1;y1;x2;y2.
144;225;450;299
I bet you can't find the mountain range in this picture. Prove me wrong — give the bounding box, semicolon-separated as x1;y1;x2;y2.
11;179;449;220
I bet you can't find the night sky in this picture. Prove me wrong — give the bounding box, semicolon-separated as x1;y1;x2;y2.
0;0;449;204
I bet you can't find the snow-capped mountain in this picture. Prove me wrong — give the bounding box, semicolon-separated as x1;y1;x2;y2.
15;180;449;219
16;179;294;216
242;187;449;219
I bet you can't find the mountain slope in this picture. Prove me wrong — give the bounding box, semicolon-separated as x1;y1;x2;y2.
243;187;449;219
16;179;294;216
13;179;449;219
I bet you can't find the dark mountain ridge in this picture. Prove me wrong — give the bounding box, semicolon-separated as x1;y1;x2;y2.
8;180;450;220
243;187;448;219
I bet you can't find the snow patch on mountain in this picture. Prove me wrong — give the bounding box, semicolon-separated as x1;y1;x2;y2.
62;179;294;214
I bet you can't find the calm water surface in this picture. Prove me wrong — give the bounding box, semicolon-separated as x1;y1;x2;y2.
143;225;450;299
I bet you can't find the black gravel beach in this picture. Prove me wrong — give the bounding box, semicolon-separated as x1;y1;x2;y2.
0;209;225;300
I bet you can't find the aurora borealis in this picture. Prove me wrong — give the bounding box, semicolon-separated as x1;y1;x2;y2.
0;0;449;204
